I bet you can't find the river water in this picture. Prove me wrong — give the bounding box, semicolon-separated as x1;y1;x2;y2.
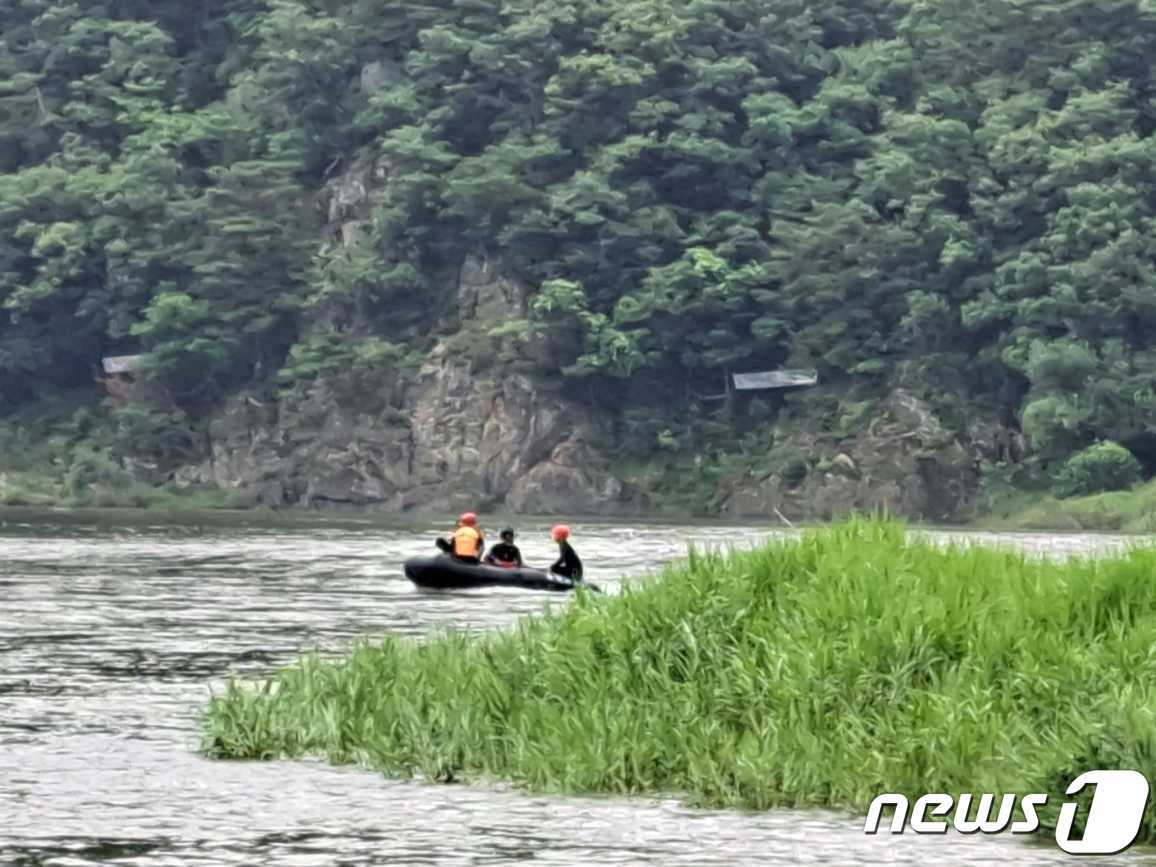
2;508;1154;866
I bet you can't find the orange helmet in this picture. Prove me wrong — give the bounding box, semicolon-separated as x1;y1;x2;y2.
460;512;478;526
551;524;570;542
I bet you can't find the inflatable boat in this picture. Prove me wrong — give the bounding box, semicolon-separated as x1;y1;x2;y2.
403;554;599;593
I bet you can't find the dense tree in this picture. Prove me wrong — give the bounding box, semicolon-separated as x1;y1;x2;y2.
6;0;1156;487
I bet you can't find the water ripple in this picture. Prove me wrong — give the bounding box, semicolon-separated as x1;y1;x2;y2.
0;510;1153;865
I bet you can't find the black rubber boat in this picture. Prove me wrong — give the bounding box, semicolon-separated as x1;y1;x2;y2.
404;554;599;592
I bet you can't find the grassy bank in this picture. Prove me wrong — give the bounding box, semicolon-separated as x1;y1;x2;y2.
977;479;1156;533
202;519;1156;839
0;399;249;511
0;470;249;510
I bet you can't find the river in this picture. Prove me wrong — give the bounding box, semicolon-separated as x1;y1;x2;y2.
1;507;1154;866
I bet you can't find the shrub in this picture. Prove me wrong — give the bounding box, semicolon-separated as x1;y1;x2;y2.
1054;440;1142;498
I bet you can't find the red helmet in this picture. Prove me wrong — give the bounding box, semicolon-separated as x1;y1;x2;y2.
551;524;570;542
460;512;478;526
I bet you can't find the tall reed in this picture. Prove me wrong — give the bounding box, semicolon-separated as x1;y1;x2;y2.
202;518;1156;838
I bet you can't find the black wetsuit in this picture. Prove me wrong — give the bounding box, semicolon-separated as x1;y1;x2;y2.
485;542;523;566
551;540;582;580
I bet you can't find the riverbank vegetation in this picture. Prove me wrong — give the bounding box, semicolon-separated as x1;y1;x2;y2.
0;396;243;509
982;479;1156;533
202;519;1156;841
0;470;245;509
6;1;1156;512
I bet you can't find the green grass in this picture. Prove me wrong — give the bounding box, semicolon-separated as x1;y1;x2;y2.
979;479;1156;533
70;483;252;510
0;392;255;512
0;471;62;507
201;518;1156;839
0;469;249;510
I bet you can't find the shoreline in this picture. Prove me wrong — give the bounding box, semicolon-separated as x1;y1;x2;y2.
4;471;1156;534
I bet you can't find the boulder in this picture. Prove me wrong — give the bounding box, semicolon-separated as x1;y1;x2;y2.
506;434;638;515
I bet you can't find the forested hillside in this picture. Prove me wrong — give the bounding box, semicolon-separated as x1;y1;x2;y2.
3;0;1156;515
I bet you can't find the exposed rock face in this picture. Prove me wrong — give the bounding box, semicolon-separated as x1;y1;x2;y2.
167;241;982;521
456;252;528;322
360;61;405;94
173;253;636;514
387;343;587;511
720;389;980;522
175;357;979;519
507;432;639;515
322;156;377;255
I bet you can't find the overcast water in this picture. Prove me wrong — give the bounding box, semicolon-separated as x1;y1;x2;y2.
1;508;1153;866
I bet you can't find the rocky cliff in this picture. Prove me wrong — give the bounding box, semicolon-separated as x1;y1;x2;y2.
169;162;991;520
172;252;640;515
720;390;984;523
173;353;990;522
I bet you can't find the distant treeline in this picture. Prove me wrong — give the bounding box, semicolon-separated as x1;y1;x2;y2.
4;0;1156;480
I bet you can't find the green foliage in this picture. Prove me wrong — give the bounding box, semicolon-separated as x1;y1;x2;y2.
0;2;317;408
276;331;418;412
1054;440;1143;498
443;319;536;374
987;478;1156;533
1021;394;1091;459
62;443;134;497
4;0;1156;492
0;393;234;508
276;333;352;386
107;404;202;466
202;518;1156;840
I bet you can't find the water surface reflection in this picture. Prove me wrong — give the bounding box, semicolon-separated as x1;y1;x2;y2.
0;510;1151;865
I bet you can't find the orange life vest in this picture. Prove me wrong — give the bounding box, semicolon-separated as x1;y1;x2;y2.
451;525;483;558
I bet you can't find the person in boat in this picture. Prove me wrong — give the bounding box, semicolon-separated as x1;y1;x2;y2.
549;524;583;582
437;512;485;564
484;528;523;568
